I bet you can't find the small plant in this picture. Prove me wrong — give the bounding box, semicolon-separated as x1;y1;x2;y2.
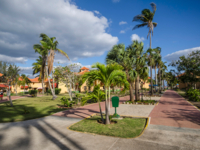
186;88;200;102
47;88;61;95
60;97;73;107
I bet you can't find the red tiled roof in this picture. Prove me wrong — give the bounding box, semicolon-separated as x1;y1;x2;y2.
29;77;50;83
78;70;89;75
81;67;89;70
0;84;8;88
21;86;29;89
0;73;3;77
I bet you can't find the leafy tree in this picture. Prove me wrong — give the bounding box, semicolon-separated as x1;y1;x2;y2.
0;62;21;106
133;3;157;49
169;50;200;89
82;63;127;124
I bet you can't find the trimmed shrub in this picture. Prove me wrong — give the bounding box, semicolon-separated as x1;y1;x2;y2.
186;88;200;102
47;88;61;95
29;90;38;97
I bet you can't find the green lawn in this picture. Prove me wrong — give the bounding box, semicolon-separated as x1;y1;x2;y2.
69;115;147;138
0;94;74;122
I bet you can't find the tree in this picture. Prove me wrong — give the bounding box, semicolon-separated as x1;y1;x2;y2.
33;44;48;95
106;44;136;102
20;74;31;93
0;62;21;106
82;63;127;124
127;41;149;100
169;50;200;89
133;3;157;49
153;47;161;91
32;56;46;94
81;85;105;123
55;64;80;101
146;48;158;95
34;33;70;99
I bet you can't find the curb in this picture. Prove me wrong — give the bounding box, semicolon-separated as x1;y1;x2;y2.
67;114;149;139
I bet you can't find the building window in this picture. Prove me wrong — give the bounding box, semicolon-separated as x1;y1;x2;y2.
84;86;87;91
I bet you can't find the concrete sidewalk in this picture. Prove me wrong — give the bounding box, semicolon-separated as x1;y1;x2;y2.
149;90;200;129
0;116;200;150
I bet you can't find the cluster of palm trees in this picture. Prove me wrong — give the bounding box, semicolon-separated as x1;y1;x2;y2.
32;33;69;99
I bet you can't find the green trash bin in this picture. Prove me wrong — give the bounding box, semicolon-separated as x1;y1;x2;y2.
111;96;120;118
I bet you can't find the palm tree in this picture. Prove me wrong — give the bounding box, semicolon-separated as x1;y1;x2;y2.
33;44;48;95
106;44;137;102
81;85;105;123
32;56;46;94
82;63;126;124
20;74;31;93
35;33;70;99
153;47;161;91
127;41;149;100
146;48;159;95
133;2;157;49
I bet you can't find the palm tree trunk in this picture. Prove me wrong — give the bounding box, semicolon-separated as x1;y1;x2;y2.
155;66;157;91
8;84;13;107
52;67;55;95
46;66;56;99
150;65;153;95
42;78;44;94
105;87;110;124
135;75;140;101
98;97;104;124
108;86;110;112
159;68;161;93
129;82;134;102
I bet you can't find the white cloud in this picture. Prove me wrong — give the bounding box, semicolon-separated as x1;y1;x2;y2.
0;0;118;63
94;10;100;15
19;67;33;74
131;34;145;42
112;0;120;3
120;30;125;34
119;21;127;25
0;54;27;63
164;47;200;62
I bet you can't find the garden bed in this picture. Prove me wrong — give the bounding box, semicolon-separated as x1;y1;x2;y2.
123;100;158;105
69;115;147;138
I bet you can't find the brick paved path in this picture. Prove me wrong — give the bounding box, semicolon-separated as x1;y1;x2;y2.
53;95;129;118
149;90;200;129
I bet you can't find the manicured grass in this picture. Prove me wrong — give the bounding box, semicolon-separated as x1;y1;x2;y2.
69;115;147;138
0;94;75;122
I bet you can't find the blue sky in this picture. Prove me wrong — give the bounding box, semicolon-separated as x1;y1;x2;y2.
0;0;200;78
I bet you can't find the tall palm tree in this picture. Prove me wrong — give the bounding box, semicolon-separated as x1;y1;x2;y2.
127;41;149;100
146;48;158;95
106;44;137;102
32;56;46;94
132;3;157;49
33;44;48;95
82;63;126;124
153;47;161;91
35;33;70;99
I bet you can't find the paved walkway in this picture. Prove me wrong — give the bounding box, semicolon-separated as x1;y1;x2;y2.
149;90;200;129
53;96;129;118
0;96;26;103
0;116;200;150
